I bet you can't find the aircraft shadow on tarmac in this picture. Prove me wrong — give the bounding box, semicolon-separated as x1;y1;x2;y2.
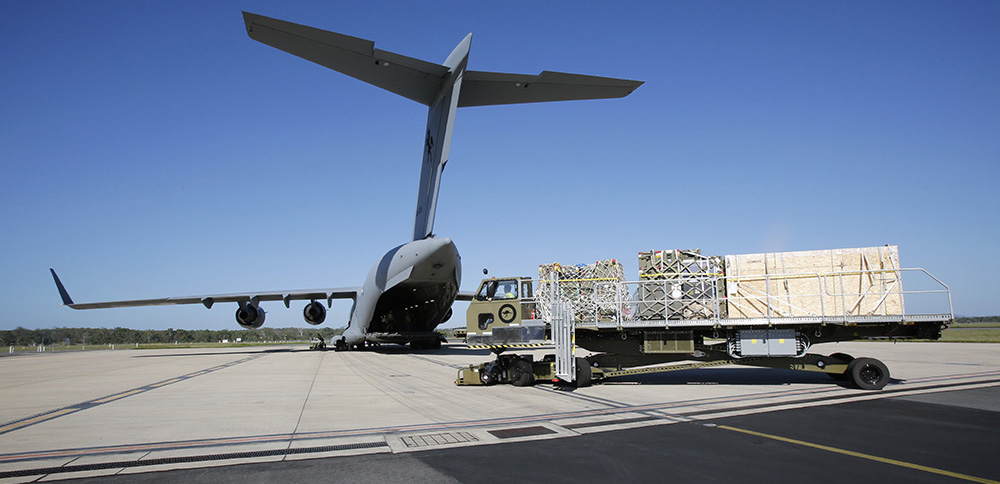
602;367;904;389
130;348;299;358
360;344;494;357
129;344;492;358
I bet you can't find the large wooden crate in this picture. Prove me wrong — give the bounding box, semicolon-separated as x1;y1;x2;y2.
723;246;903;319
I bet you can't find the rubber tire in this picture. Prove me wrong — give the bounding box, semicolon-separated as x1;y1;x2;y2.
574;357;592;388
510;359;534;387
480;368;498;386
847;357;890;390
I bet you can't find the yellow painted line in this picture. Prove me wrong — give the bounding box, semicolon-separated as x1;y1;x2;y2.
718;425;1000;484
466;344;547;349
148;378;182;388
92;389;145;404
640;273;724;278
550;278;621;282
0;409;75;433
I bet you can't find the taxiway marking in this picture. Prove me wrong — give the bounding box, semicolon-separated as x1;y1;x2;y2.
0;353;268;437
0;409;74;434
4;370;997;466
717;424;1000;484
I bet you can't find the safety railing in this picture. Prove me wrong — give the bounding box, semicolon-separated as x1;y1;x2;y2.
524;267;953;327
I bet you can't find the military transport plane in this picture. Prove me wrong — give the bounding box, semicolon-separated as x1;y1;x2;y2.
50;12;642;350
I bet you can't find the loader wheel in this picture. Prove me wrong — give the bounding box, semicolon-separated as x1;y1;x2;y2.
480;368;498;386
848;357;889;390
510;359;534;387
575;357;592;388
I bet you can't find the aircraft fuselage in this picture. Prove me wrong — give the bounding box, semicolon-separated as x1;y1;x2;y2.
342;237;461;346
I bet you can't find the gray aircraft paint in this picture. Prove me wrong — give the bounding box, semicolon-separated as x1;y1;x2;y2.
51;12;641;348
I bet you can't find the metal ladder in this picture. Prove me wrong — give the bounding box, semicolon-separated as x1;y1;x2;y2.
552;302;575;382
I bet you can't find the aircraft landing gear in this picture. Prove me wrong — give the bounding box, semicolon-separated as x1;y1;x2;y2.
410;337;443;350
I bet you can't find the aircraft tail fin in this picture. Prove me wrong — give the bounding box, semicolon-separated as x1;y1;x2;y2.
243;12;642;241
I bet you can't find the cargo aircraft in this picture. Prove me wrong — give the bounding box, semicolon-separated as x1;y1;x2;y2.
50;12;642;350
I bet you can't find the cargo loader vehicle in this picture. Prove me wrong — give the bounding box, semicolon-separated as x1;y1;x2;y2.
455;246;953;390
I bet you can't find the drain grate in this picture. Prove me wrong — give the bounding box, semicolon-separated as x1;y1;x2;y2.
0;441;388;479
400;432;479;448
488;426;556;439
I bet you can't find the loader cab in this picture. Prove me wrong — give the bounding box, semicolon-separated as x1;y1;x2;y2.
465;277;544;348
477;278;519;302
470;278;527;329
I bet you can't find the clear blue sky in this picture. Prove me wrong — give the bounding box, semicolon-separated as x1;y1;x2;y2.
2;1;997;331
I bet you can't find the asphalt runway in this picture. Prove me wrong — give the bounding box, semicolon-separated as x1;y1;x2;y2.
1;342;998;483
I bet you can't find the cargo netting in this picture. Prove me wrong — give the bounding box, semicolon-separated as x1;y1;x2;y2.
637;249;725;320
536;259;630;324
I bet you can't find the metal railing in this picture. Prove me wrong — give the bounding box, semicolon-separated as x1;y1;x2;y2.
525;267;953;328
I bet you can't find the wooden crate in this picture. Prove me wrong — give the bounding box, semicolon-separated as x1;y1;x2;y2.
723;246;903;319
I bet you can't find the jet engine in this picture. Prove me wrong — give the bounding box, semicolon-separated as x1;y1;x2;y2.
235;303;266;329
303;301;327;325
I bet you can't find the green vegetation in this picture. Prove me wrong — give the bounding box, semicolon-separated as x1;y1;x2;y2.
4;318;997;352
936;316;1000;342
954;316;1000;325
938;328;1000;343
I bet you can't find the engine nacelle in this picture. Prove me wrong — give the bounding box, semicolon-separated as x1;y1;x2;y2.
303;301;327;325
235;304;265;329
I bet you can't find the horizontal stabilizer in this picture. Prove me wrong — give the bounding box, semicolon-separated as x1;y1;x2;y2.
243;12;448;106
459;70;643;107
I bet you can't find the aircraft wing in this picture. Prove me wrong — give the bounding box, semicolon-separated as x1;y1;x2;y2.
50;269;358;310
458;70;643;107
242;12;448;106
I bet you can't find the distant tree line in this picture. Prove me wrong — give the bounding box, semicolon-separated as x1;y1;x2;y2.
955;316;999;324
0;326;343;347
